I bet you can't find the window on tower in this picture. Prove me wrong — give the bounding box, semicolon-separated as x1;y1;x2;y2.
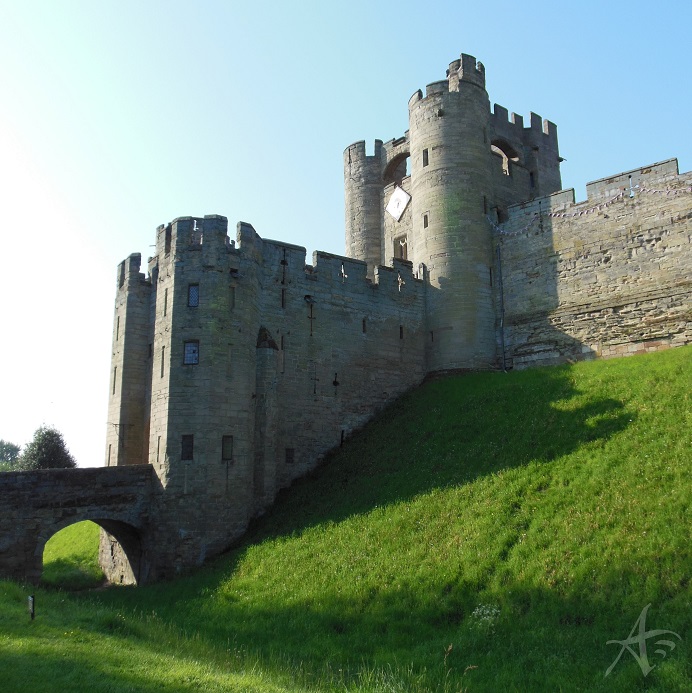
181;435;194;460
394;236;408;261
183;340;199;365
222;435;233;462
188;284;199;307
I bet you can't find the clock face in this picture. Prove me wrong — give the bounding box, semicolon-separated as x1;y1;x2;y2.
386;186;411;221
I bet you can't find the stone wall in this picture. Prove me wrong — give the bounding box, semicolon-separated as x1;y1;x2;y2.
500;160;692;368
103;216;427;578
0;466;153;584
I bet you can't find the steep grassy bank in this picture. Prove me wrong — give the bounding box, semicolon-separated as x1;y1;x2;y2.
1;346;690;691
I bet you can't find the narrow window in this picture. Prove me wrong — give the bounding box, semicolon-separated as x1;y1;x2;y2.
362;318;367;334
430;331;434;342
483;196;488;215
163;288;168;317
423;214;429;228
181;435;194;461
400;325;404;340
285;448;295;465
530;171;535;189
116;315;120;340
281;288;286;308
230;286;236;309
112;367;117;395
183;340;199;365
222;435;234;462
188;284;199;307
156;436;161;463
422;148;429;167
108;444;111;466
394;236;408;260
279;335;285;373
489;267;493;286
160;346;165;377
148;343;152;358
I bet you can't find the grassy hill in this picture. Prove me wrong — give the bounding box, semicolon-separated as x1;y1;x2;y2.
1;346;690;692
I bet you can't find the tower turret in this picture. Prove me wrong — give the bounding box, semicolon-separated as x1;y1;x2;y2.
344;139;384;278
106;253;152;466
408;53;497;370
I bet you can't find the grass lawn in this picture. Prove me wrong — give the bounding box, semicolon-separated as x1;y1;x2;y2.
41;521;105;590
1;346;690;691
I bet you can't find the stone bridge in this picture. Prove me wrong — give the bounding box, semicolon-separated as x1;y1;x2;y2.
0;465;154;584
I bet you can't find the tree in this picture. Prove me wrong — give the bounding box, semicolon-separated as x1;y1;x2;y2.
0;439;21;464
0;439;21;471
18;426;76;470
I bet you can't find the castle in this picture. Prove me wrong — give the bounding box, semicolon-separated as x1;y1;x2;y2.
1;53;689;585
101;51;691;582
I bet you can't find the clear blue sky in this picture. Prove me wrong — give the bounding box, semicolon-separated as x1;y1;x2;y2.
1;0;689;466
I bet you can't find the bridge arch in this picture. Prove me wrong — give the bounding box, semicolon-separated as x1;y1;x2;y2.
0;465;153;585
37;514;144;586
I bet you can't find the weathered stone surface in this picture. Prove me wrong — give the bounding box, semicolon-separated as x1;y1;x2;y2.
499;160;691;368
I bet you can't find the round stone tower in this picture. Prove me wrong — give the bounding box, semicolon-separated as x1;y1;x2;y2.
344;139;384;279
408;53;496;371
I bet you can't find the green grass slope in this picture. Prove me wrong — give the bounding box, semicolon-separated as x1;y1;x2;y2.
1;346;690;692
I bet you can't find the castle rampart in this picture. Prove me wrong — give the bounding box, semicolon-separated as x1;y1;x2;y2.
499;160;692;367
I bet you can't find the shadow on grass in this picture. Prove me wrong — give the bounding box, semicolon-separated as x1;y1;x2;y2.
248;364;632;542
40;558;104;590
10;563;685;693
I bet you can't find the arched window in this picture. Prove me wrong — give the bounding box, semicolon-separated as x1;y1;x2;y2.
394;235;408;261
383;153;410;185
491;140;519;176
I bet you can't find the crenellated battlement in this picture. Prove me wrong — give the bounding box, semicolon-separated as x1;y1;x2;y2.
136;217;425;310
505;188;577;222
344;139;384;163
490;104;558;147
232;226;423;299
153;214;231;261
116;253;147;290
408;53;486;110
585;158;679;201
502;158;689;231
